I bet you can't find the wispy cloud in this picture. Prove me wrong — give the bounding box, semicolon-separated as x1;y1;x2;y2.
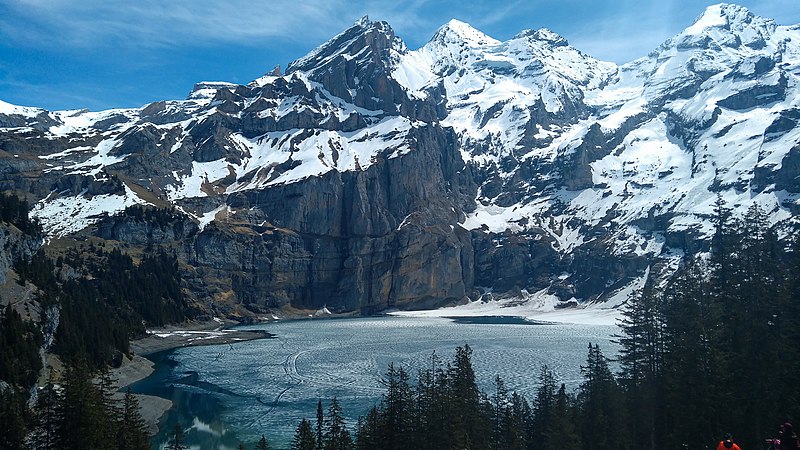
0;0;356;49
1;0;798;56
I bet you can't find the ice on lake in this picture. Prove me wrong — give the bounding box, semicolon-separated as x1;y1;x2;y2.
133;316;618;449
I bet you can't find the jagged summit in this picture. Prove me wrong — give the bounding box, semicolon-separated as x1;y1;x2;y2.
512;28;569;47
286;15;402;76
355;15;372;28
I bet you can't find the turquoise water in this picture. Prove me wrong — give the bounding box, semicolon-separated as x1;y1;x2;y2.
131;316;618;449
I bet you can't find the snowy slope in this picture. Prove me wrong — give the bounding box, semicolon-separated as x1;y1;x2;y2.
454;3;800;246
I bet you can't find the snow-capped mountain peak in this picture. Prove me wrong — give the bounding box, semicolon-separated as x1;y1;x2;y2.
286;15;403;77
671;3;776;50
432;19;501;47
684;3;774;37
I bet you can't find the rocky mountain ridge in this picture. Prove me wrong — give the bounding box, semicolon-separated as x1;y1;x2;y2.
1;3;798;315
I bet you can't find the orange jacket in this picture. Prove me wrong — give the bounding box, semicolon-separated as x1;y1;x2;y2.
717;441;742;450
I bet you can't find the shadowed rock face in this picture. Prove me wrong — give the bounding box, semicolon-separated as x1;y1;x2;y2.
184;123;477;312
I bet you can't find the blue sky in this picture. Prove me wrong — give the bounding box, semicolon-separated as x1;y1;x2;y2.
1;0;798;111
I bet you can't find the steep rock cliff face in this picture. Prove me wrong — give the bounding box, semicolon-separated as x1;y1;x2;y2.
187;123;477;312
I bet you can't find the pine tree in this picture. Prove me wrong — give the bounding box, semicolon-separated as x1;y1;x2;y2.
543;384;581;450
28;384;62;450
661;257;718;448
532;365;558;448
316;400;324;450
491;375;514;450
323;397;352;450
577;344;629;450
445;344;490;450
355;407;381;450
291;418;316;450
615;281;665;450
0;389;28;450
378;363;413;450
117;389;150;450
57;360;116;450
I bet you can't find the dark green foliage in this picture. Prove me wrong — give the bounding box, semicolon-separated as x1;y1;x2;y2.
316;399;324;450
0;388;28;450
577;344;629;450
16;245;188;369
118;204;184;228
0;303;43;389
611;200;800;450
117;389;150;450
0;191;41;236
28;384;62;450
291;419;316;450
304;205;800;450
57;360;116;449
323;397;352;450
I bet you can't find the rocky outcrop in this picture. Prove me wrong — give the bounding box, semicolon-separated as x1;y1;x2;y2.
0;223;40;285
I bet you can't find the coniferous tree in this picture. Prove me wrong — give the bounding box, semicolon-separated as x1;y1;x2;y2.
543;384;581;450
577;344;629;450
661;257;719;448
0;388;28;450
316;399;325;450
411;351;446;450
491;375;514;450
323;397;352;450
28;384;62;450
615;281;665;450
446;344;490;450
57;360;115;450
532;364;558;445
355;407;381;450
377;363;413;450
291;418;316;450
117;389;150;450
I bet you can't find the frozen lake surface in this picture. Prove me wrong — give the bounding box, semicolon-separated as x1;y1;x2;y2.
132;316;619;449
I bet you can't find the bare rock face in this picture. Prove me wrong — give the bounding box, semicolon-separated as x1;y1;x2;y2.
185;123;477;312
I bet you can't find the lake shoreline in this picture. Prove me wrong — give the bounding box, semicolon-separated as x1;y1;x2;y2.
110;319;274;436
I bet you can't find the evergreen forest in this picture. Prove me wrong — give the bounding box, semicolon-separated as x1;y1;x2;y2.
0;193;191;449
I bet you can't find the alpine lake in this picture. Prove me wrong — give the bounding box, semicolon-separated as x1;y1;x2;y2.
130;316;619;449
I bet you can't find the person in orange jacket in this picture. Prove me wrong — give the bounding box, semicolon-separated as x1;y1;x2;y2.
717;433;742;450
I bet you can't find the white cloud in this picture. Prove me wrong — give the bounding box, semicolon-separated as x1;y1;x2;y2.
0;0;356;48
